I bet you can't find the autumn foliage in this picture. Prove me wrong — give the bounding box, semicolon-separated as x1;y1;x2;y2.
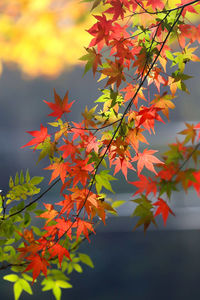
1;0;200;299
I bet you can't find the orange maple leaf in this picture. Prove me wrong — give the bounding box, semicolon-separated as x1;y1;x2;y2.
121;83;146;108
45;161;71;184
38;203;58;224
179;122;196;144
151;92;175;120
126;127;149;153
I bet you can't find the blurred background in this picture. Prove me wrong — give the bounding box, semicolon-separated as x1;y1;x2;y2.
1;0;200;299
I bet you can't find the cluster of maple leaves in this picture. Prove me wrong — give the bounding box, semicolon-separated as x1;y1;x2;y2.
1;0;200;292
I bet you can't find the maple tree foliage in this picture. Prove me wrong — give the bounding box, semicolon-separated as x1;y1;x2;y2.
1;0;200;299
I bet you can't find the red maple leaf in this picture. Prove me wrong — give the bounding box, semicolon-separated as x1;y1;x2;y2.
87;14;114;51
49;244;71;267
71;157;94;186
146;0;165;10
105;0;126;20
132;149;164;175
21;124;50;151
157;163;177;181
112;156;135;179
135;105;164;134
71;121;88;141
44;89;74;120
55;218;73;240
130;175;157;197
24;254;49;283
74;218;95;241
44;217;73;240
188;170;200;196
56;194;74;216
59;140;80;160
194;122;200;140
153;198;175;226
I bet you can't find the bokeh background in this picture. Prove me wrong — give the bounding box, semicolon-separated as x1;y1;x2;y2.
1;1;200;299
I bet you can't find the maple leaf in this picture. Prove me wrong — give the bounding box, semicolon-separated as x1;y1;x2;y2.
38;203;58;224
146;0;165;10
175;169;196;192
70;187;100;218
21;124;50;151
18;229;35;243
79;47;102;77
49;244;71;267
194;122;200;140
153;198;175;226
181;0;198;17
17;242;40;259
135;105;164;134
126;127;149;153
132;149;164;175
105;0;126;20
147;67;167;92
179;24;200;48
44;217;73;240
71;157;94;187
132;195;157;232
71;121;88;141
157;163;177;181
133;48;149;75
56;194;74;216
130;175;157;197
121;83;146;108
44;89;74;121
75;218;95;241
17;230;40;259
44;161;71;184
80;133;99;154
87;14;114;51
59;140;80;160
151;92;175;120
112;156;135;180
55;218;73;240
24;254;49;284
82;105;98;128
179;122;196;144
101;59;125;88
95;170;117;193
188;170;200;196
